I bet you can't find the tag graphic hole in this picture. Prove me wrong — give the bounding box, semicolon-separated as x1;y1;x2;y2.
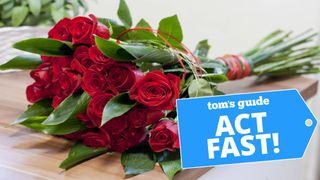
305;119;313;127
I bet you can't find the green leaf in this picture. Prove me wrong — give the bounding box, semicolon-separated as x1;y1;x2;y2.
42;92;91;125
158;15;183;49
20;116;86;135
117;0;132;28
158;151;182;180
98;18;127;39
195;39;210;57
213;88;225;95
11;6;29;26
121;144;156;176
128;19;157;41
28;0;42;16
188;78;213;97
13;99;53;125
0;55;42;70
95;36;135;61
95;36;176;64
101;93;137;126
202;74;228;84
60;143;108;170
13;38;73;56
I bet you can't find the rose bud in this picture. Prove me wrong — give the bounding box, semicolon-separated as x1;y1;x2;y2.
41;56;72;70
30;63;53;87
129;70;180;110
69;15;110;45
104;62;143;92
26;82;52;103
102;115;129;135
82;129;111;148
127;106;164;128
71;46;95;74
148;120;180;152
86;90;118;127
48;18;72;41
82;68;108;96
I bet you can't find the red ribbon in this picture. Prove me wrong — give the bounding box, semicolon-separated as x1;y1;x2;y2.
116;27;202;79
218;55;251;80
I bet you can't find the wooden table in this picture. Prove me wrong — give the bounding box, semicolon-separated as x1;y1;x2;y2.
0;71;318;180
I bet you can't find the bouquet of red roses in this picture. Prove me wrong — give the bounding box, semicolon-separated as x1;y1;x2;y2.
1;0;320;179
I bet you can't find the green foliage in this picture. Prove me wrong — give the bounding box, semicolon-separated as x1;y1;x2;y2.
121;144;156;177
0;0;88;27
13;99;53;124
101;93;137;126
42;92;90;125
157;151;182;180
60;143;108;170
0;54;42;70
13;38;73;56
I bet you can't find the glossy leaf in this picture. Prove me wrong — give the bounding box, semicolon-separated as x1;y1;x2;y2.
117;0;132;27
60;143;108;170
128;19;157;41
98;18;127;39
195;39;210;57
13;38;73;56
95;36;135;61
0;55;42;70
13;99;53;125
11;6;29;26
28;0;42;16
21;116;86;135
202;74;228;84
121;144;156;176
188;78;213;97
158;151;182;180
42;92;90;125
158;15;183;48
101;93;137;126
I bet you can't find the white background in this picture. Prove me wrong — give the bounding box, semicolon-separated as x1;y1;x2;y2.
88;1;320;180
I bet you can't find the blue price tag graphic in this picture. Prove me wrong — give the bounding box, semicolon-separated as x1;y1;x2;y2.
176;89;318;169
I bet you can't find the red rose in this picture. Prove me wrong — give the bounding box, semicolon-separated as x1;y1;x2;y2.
63;130;88;141
48;18;72;41
26;82;52;103
51;69;82;108
71;46;94;74
103;115;129;135
82;68;108;96
126;127;147;147
82;129;111;148
148;120;180;152
129;70;180;110
30;63;53;86
52;70;82;95
109;127;147;153
127;106;164;128
69;14;110;45
41;56;72;75
77;113;95;128
104;62;143;92
89;45;113;64
87;90;118;127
